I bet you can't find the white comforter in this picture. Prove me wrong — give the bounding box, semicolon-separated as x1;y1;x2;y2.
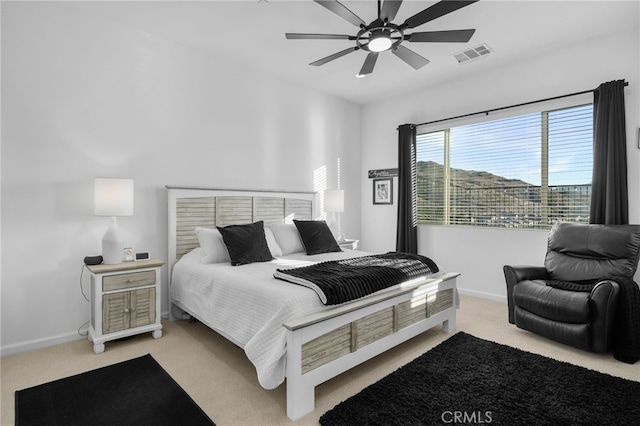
170;248;372;389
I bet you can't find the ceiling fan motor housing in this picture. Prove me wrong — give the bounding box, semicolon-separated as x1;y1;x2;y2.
356;23;404;53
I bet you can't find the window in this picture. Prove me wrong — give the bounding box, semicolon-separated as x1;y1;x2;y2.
416;104;593;229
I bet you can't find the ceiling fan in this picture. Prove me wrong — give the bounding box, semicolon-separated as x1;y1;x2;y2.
286;0;479;77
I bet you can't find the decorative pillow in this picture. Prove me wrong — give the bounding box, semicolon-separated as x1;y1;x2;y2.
268;223;305;255
293;220;342;255
195;227;231;264
264;227;283;258
217;221;274;266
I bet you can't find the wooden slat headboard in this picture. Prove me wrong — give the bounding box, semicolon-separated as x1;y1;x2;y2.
167;186;318;270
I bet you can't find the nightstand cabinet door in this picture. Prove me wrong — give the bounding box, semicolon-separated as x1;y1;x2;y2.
103;291;131;334
102;287;156;334
130;287;156;328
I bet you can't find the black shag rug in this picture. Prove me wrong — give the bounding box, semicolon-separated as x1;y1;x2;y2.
15;354;215;426
320;332;640;425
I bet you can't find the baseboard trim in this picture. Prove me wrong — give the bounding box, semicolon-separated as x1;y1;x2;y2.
2;313;172;357
458;287;507;304
1;331;85;358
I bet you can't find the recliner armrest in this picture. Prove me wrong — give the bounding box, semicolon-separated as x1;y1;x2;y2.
589;280;620;353
504;265;550;283
503;265;550;324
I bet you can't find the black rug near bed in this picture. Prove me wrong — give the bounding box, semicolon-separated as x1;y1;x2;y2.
320;332;640;426
15;354;215;426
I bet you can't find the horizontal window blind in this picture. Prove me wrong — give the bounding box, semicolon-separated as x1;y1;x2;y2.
416;104;593;229
416;131;447;224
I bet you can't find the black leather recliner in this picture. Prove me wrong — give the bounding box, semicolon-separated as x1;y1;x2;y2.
504;222;640;353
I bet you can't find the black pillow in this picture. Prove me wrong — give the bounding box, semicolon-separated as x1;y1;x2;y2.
217;221;273;266
293;220;342;255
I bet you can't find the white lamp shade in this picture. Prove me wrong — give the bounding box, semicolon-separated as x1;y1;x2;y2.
94;178;134;216
324;189;344;213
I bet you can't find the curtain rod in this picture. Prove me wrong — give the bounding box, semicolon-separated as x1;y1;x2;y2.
412;80;628;128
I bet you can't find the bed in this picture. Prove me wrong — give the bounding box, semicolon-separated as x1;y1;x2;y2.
167;186;460;420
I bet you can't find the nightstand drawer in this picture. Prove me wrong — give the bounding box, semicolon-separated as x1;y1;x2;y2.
338;239;359;250
103;270;156;292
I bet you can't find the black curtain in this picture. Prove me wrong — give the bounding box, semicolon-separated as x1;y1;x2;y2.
590;79;629;224
396;124;417;254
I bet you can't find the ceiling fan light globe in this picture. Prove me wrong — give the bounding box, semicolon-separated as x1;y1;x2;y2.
368;34;392;52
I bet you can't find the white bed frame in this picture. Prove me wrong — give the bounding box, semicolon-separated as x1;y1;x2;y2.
166;186;459;420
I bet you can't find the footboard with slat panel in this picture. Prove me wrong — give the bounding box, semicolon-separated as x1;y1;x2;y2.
284;274;457;419
166;186;458;420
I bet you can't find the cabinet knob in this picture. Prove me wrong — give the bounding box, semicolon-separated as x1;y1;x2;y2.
124;308;130;313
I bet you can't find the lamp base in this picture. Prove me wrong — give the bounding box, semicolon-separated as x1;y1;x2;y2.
326;212;342;241
102;217;123;264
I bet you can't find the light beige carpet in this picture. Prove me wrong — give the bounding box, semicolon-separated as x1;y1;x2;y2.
2;295;638;425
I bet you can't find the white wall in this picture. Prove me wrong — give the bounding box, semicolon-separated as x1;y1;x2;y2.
0;2;361;355
361;24;640;301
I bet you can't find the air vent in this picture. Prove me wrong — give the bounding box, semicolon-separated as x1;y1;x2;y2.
453;44;493;64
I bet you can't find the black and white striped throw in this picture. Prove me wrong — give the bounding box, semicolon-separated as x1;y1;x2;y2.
274;251;438;305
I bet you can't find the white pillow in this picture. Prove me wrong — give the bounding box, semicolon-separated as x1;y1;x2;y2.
195;227;230;264
264;227;283;258
268;223;305;255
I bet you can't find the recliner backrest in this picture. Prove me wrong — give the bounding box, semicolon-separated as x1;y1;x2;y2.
544;222;640;281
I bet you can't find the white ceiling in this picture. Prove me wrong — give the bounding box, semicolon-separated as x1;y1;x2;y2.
71;0;638;105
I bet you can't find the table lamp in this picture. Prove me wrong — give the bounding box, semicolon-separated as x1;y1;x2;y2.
94;178;134;264
324;189;344;242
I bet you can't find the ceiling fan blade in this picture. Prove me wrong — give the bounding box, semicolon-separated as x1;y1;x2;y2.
286;33;354;40
403;0;479;30
380;0;403;22
407;29;476;43
358;52;379;76
314;0;366;27
310;47;359;66
392;45;430;70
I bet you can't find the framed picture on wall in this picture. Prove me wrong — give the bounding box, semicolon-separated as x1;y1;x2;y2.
373;178;393;205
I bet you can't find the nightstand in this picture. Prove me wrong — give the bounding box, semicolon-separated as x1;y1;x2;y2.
338;239;359;250
86;259;164;354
